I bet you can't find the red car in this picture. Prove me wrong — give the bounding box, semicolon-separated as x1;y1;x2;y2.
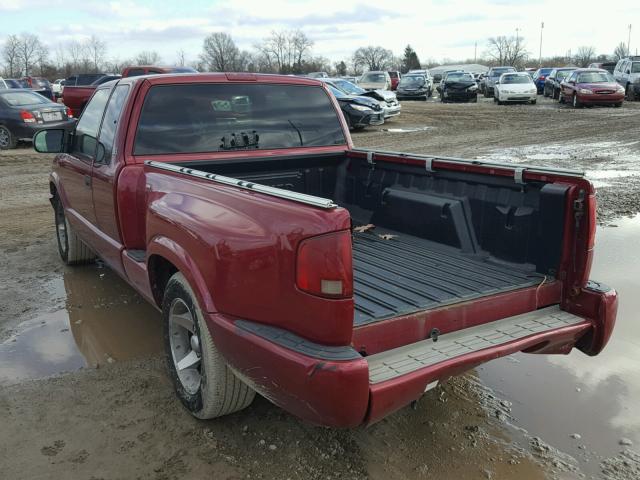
32;73;616;427
559;69;625;108
388;71;400;90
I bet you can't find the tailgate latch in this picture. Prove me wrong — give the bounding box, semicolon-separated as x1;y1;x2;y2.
430;328;440;342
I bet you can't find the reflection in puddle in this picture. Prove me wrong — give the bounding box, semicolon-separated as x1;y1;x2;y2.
477;214;640;476
0;265;162;385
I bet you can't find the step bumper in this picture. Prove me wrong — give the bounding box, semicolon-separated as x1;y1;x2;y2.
365;305;592;424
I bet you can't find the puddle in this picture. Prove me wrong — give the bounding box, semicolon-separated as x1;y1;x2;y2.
382;126;433;133
477;214;640;477
0;265;162;385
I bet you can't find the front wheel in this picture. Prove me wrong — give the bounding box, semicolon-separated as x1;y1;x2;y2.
572;94;581;108
163;272;255;419
54;198;95;265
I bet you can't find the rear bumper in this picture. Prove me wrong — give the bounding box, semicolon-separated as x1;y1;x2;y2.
207;284;616;427
12;119;76;141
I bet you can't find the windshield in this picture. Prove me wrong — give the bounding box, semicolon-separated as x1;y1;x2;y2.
399;76;425;87
632;62;640;73
446;73;474;82
577;72;615;83
0;91;50;106
491;67;515;77
557;70;573;80
501;74;533;84
333;79;364;95
32;78;50;88
135;84;346;155
361;73;386;83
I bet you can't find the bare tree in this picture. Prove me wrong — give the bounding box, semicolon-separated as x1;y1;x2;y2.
352;46;394;71
17;33;47;76
2;34;21;77
176;49;186;67
574;46;596;67
86;35;107;72
201;32;238;71
290;30;313;71
614;42;627;61
135;50;161;65
486;36;528;67
255;30;314;74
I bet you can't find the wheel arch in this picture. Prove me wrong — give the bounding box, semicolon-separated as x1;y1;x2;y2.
147;236;217;313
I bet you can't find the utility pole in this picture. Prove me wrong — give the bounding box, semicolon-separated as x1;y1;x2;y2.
474;42;477;63
539;21;544;67
628;24;632;56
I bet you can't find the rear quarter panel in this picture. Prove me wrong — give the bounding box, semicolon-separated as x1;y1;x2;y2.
144;169;354;345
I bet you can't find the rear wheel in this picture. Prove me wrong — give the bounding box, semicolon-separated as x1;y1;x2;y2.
54;197;95;265
163;272;255;419
0;125;17;150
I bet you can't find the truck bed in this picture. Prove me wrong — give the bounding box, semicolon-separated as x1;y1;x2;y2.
352;227;543;326
181;152;567;329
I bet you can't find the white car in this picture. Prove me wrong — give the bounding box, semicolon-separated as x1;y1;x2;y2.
52;78;65;97
613;56;640;100
494;72;537;105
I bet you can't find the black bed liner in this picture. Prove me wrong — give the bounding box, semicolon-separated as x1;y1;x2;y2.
352;229;545;327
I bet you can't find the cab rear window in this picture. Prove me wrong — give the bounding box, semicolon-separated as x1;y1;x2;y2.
134;83;346;155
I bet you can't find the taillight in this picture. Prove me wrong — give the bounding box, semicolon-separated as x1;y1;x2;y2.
296;230;353;298
539;76;545;80
20;111;36;123
65;107;73;118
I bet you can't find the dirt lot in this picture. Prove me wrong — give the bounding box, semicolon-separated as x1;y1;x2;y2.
1;96;639;479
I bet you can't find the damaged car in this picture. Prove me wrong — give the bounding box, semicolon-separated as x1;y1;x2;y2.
440;72;478;103
326;84;385;130
396;74;432;100
321;78;401;119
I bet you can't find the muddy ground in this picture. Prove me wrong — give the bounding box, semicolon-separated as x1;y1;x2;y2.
1;95;639;479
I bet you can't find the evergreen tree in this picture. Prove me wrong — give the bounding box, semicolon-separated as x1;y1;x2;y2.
402;45;421;73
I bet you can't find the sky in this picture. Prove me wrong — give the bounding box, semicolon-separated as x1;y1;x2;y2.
0;0;638;66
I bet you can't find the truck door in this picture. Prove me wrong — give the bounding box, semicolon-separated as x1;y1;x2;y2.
91;84;131;274
57;88;110;233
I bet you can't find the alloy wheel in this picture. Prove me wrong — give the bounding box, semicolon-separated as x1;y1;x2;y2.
0;126;10;149
169;298;202;395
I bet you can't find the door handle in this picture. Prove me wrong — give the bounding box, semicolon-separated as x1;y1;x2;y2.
84;175;91;187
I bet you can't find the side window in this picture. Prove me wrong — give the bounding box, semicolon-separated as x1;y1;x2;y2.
96;85;130;164
567;72;577;83
71;89;110;159
126;68;145;77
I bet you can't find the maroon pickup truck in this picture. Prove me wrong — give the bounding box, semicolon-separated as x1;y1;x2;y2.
33;73;617;427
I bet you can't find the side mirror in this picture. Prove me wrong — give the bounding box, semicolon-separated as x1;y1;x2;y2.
495;80;500;84
33;129;66;153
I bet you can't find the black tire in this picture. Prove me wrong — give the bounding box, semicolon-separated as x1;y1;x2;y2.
163;272;255;419
553;88;559;100
0;125;17;150
471;96;478;103
54;197;95;265
497;100;504;105
484;90;490;98
614;102;623;108
626;84;635;101
572;94;581;108
530;99;537;105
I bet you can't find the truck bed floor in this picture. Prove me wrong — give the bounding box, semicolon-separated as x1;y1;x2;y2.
352;230;545;326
